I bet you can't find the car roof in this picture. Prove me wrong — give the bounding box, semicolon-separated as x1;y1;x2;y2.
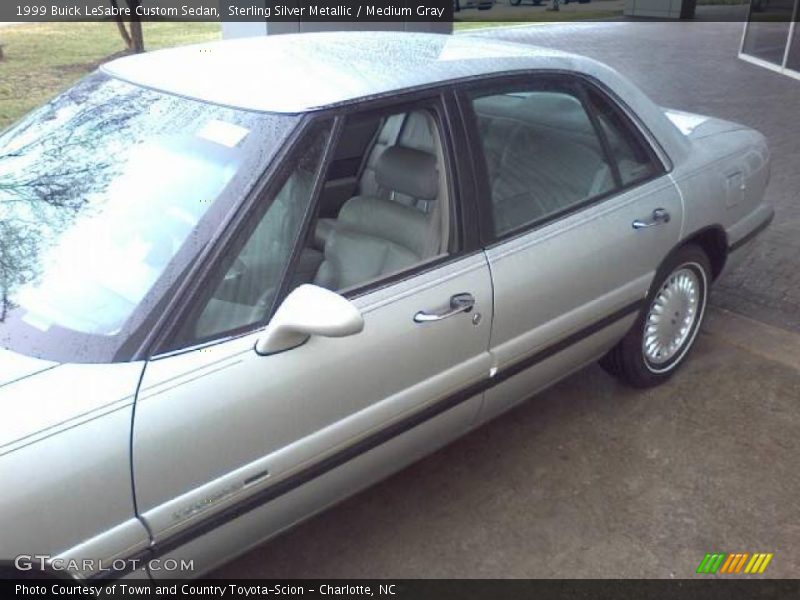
101;31;587;114
101;31;691;163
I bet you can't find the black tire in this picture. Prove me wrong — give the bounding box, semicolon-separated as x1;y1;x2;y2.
600;244;711;389
511;0;523;6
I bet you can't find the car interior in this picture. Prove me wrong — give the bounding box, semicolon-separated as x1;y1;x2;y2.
189;89;656;343
310;109;449;291
191;109;449;341
472;90;654;235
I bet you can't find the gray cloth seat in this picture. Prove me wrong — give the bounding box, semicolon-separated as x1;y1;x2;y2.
488;125;612;233
315;111;438;250
475;94;614;234
359;111;437;212
314;145;440;291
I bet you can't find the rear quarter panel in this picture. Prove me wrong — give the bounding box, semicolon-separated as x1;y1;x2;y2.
671;127;771;246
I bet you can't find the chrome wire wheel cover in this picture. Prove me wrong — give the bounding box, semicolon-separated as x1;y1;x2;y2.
643;266;702;367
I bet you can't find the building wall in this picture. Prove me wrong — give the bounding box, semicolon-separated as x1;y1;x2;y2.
624;0;685;19
740;0;800;80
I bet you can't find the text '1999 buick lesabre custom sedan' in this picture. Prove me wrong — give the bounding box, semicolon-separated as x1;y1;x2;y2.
0;32;773;580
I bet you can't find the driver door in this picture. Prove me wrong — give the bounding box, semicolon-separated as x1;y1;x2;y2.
131;100;493;577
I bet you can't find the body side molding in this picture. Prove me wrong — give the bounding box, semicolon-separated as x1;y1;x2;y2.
97;299;644;581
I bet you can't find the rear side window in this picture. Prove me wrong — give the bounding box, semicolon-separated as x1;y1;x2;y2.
468;83;616;236
467;76;662;237
584;86;661;187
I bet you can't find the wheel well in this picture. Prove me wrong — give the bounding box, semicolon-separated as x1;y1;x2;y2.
683;227;728;280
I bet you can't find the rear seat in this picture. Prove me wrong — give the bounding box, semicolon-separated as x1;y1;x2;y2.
474;93;614;234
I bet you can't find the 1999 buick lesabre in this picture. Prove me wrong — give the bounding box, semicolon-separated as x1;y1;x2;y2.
0;32;773;580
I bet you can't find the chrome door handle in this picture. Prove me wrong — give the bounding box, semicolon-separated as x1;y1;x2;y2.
414;293;475;323
633;208;671;230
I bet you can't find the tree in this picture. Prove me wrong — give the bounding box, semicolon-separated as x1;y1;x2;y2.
0;74;147;322
110;0;144;53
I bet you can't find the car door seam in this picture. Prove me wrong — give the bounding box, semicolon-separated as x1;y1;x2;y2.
130;360;156;549
91;299;643;582
667;171;688;240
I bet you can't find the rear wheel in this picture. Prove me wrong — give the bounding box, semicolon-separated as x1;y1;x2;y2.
511;0;524;6
601;244;711;388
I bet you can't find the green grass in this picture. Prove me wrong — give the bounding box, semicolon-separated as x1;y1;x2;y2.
0;22;221;130
454;10;622;29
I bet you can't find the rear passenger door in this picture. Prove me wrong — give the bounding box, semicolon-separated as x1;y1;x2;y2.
458;74;683;420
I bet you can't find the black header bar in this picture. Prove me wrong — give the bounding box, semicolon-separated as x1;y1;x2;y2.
6;0;452;22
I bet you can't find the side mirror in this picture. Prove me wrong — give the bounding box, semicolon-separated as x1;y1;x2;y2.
255;284;364;356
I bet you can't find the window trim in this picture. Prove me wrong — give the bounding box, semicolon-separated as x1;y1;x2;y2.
575;81;625;190
317;91;474;301
313;90;485;302
577;78;667;190
148;87;477;359
146;115;336;359
576;74;672;175
454;71;670;247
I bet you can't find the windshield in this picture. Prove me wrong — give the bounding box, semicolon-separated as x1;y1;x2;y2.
0;72;298;362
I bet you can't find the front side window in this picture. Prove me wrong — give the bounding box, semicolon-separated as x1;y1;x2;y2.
174;123;332;347
0;72;298;362
469;82;616;236
172;104;454;351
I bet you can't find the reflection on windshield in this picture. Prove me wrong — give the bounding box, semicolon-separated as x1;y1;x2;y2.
0;73;269;338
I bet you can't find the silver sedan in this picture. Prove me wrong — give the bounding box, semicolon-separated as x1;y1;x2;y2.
0;32;772;580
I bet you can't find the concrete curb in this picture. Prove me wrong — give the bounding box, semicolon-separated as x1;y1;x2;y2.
704;306;800;372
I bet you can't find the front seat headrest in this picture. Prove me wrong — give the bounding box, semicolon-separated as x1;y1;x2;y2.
375;145;439;202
